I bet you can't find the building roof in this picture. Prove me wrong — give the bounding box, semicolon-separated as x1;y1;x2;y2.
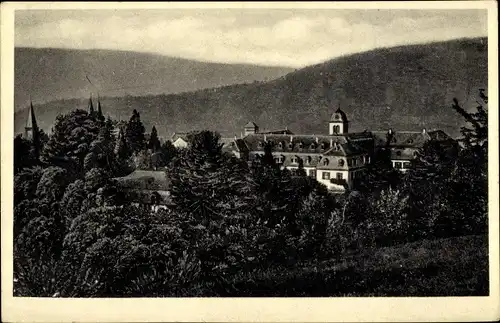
113;170;171;191
221;137;248;152
260;128;294;135
330;108;348;122
171;132;189;142
372;130;431;148
389;147;418;161
241;133;369;156
427;130;452;141
244;121;259;128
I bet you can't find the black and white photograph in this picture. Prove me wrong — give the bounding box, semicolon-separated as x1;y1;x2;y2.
1;1;499;322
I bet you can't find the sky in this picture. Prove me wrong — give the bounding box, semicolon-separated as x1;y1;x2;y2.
15;9;488;68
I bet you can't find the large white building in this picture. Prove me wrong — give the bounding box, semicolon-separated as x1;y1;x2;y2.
223;107;452;191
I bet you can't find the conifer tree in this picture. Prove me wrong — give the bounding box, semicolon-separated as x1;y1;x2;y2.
148;126;161;152
125;109;146;154
115;128;131;162
97;100;105;123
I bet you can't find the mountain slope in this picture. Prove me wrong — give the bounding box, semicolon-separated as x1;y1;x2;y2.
15;38;487;139
14;47;294;108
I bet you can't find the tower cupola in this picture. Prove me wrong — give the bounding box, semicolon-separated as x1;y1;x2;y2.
329;107;349;135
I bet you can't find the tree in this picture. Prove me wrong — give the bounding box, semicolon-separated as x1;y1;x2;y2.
148;126;161;152
125;109;146;154
83;125;116;172
446;90;488;235
296;158;307;176
160;140;178;166
41;110;100;175
134;149;153;170
14;135;36;173
355;145;402;194
114;128;134;176
167;130;259;280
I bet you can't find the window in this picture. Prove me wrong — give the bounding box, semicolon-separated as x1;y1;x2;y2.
347;159;352;167
291;156;299;164
298;142;304;149
278;142;283;149
306;156;312;164
311;143;317;149
321;142;326;150
338;159;345;167
396;151;402;157
322;172;330;180
395;162;402;169
323;158;329;166
288;142;293;149
353;158;357;166
333;125;340;134
407;139;413;144
336;173;343;180
403;162;411;169
308;169;316;178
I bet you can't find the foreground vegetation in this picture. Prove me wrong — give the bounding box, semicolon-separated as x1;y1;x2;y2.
13;90;488;297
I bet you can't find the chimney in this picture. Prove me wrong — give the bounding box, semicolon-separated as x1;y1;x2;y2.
422;128;426;134
290;135;293;142
388;128;393;135
264;134;267;142
315;137;319;143
234;135;237;140
330;138;333;147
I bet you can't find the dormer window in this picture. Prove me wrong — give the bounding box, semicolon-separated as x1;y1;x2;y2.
288;142;293;149
392;137;397;143
257;141;263;148
321;142;326;150
291;156;300;164
278;142;284;149
323;158;329;166
396;151;402;157
306;156;312;164
407;139;413;144
298;142;304;149
338;159;345;167
311;142;317;149
347;159;352;167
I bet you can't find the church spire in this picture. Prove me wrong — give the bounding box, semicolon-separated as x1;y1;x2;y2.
88;94;95;115
97;94;105;122
25;99;41;158
25;100;38;140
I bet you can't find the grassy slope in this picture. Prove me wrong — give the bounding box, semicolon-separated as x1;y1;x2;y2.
212;235;489;297
15;38;487;139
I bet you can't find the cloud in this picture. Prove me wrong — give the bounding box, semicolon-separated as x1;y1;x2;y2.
15;9;487;67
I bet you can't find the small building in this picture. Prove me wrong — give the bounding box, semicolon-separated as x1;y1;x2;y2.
113;170;173;211
171;132;189;149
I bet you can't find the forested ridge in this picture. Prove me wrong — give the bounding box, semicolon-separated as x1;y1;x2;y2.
15;38;487;139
